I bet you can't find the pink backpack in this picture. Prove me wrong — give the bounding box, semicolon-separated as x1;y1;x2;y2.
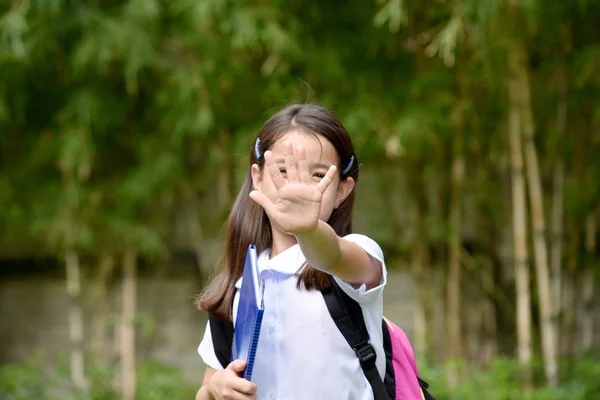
383;317;431;399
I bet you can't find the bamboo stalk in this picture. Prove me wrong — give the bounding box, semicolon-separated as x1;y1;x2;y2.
90;253;116;365
445;130;464;389
464;277;479;367
508;48;532;381
550;64;567;342
561;227;578;359
66;248;87;390
182;183;206;277
410;171;433;364
218;127;232;208
412;241;429;362
120;247;137;400
581;211;597;352
520;61;558;387
482;258;498;367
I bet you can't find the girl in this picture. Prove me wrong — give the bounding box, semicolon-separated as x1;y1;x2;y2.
195;104;387;400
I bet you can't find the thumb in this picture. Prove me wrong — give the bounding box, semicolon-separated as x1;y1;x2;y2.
249;190;275;215
227;359;247;373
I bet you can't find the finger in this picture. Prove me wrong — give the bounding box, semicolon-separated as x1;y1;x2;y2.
264;151;285;190
316;165;337;194
227;360;247;373
296;145;310;184
249;190;277;217
283;141;299;183
231;377;257;395
222;388;255;400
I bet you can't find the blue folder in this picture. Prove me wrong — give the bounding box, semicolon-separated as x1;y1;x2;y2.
231;244;264;381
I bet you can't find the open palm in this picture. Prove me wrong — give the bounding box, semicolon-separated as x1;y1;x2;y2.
249;142;337;235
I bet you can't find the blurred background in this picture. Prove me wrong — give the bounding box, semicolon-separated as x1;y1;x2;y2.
1;0;600;399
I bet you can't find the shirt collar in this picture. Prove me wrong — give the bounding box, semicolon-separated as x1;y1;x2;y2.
234;243;306;289
258;244;306;274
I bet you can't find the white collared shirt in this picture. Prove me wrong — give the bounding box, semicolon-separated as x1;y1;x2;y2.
198;233;388;400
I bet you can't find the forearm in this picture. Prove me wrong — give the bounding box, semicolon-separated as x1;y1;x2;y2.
295;220;380;286
295;219;341;272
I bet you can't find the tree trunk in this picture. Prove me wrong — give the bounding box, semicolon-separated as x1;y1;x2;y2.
580;211;597;353
181;183;206;277
464;275;481;369
550;163;564;312
413;237;433;362
520;58;558;387
481;257;498;367
218;127;233;209
66;248;87;390
445;130;464;389
550;65;567;343
561;227;578;359
120;247;137;400
406;27;437;365
507;47;532;382
90;253;116;365
411;171;433;364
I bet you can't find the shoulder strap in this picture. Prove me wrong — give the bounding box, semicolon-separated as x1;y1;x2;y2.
419;377;436;400
322;278;437;400
321;277;392;400
208;312;234;369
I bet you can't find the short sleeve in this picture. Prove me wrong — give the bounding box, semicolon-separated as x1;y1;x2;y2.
197;322;225;370
332;233;388;304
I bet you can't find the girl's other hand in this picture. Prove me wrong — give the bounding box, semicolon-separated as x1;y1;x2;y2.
206;360;257;400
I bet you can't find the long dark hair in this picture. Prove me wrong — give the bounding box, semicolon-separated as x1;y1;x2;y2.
196;104;360;320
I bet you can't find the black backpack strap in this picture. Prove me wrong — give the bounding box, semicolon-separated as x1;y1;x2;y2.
321;277;392;400
381;319;397;397
418;377;436;400
208;312;234;369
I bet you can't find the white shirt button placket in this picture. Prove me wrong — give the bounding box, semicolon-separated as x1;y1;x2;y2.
261;269;280;400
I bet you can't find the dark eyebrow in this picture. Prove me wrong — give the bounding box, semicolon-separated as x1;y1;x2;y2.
274;158;331;170
310;162;331;170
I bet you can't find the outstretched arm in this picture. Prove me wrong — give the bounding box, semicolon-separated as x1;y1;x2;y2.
249;141;382;287
295;220;382;288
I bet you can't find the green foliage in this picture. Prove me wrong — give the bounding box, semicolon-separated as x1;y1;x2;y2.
419;354;600;400
3;353;599;400
0;352;196;400
1;0;596;290
374;0;407;33
0;352;47;400
136;362;197;400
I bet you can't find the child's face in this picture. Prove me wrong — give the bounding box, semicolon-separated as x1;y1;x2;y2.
251;130;355;229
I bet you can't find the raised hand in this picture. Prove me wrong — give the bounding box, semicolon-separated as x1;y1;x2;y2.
249;141;337;236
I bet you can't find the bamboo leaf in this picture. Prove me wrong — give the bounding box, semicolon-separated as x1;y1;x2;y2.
373;0;406;34
574;45;600;88
124;0;160;24
0;8;30;60
32;0;63;14
425;16;464;67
